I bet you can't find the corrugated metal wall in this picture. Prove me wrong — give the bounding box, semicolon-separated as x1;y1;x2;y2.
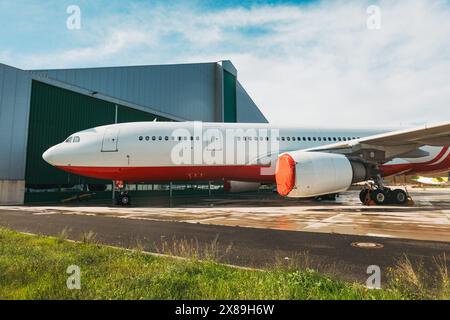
25;80;170;186
31;63;218;122
0;63;32;180
236;81;268;123
31;62;268;124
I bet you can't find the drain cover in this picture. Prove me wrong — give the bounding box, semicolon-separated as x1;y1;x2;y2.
351;242;384;249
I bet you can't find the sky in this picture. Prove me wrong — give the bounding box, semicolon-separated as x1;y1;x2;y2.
1;0;450;127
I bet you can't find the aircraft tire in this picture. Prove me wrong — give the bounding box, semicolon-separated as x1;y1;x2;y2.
392;189;408;205
371;189;387;205
359;189;368;203
117;194;131;206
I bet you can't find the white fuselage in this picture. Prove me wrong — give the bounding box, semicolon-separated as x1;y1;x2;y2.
42;121;449;182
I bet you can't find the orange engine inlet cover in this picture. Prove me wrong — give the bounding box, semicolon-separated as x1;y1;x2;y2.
275;154;296;196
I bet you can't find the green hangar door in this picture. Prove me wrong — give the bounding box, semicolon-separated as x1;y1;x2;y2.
24;80;170;203
223;70;237;123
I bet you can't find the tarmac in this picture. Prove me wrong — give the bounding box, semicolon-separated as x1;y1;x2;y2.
0;188;449;283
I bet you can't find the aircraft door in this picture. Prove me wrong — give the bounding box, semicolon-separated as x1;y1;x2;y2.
101;128;119;152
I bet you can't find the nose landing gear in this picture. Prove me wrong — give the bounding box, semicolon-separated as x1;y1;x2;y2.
113;180;131;206
117;191;131;206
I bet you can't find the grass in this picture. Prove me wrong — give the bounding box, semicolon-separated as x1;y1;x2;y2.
388;254;449;300
0;227;448;300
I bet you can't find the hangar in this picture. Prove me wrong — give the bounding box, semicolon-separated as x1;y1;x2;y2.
0;61;267;204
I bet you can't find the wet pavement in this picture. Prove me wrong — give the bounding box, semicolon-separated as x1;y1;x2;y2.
3;189;450;242
0;188;449;283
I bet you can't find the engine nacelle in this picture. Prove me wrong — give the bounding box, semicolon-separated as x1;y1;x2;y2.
224;181;261;193
275;151;368;198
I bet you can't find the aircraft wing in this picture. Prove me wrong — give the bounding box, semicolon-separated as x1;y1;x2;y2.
304;122;450;164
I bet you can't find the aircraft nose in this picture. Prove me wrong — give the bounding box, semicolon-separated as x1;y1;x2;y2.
42;146;58;165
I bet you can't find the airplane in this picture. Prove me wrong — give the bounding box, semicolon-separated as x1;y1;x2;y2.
42;121;450;206
411;176;449;186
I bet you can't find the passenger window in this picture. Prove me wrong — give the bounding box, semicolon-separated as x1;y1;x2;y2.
281;137;285;141
158;136;162;141
145;136;150;141
328;137;332;141
338;137;342;141
139;136;143;141
313;137;317;141
343;137;347;141
318;137;322;141
333;137;337;141
287;137;290;141
152;136;156;141
165;136;169;141
307;137;311;141
292;137;296;141
303;137;306;141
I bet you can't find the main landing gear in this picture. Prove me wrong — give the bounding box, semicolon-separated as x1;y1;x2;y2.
359;187;409;205
359;177;412;206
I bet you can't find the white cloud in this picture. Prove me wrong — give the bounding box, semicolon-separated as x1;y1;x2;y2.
20;29;155;68
6;0;450;126
0;50;12;63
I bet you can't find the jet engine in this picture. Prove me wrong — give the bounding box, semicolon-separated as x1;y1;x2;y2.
275;151;368;198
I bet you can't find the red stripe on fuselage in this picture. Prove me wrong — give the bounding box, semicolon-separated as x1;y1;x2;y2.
419;146;449;165
379;164;412;177
57;165;275;183
59;147;450;183
380;146;450;177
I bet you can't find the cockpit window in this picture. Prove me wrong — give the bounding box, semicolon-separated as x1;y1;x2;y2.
65;137;73;143
73;136;80;143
